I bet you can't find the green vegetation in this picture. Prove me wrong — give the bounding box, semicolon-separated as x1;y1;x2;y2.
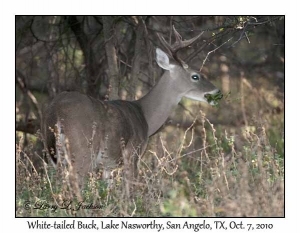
16;101;284;217
205;91;224;106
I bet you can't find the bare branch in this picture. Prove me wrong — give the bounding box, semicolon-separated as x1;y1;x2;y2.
17;41;44;56
141;18;155;86
200;37;233;71
16;70;42;122
229;22;249;48
168;16;173;44
16;119;40;135
185;28;234;63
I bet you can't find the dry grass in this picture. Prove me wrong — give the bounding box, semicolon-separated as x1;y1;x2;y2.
16;108;284;217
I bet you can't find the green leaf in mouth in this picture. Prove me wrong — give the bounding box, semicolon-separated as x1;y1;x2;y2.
205;91;223;107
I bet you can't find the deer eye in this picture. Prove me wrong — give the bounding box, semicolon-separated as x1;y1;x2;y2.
191;74;200;81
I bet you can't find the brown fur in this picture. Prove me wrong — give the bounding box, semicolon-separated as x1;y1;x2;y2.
42;91;148;182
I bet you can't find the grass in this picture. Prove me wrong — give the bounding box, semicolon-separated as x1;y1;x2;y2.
16;108;284;217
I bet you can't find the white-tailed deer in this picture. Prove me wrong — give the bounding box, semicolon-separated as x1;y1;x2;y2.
42;27;222;185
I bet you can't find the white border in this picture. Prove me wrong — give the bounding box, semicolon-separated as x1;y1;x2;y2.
2;1;299;232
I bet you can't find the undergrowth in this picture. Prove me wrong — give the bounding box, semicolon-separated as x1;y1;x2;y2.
16;111;284;217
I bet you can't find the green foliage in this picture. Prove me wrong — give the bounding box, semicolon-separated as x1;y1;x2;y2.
205;91;223;107
161;186;197;217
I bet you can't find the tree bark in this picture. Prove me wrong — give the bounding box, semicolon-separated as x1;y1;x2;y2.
68;16;99;97
102;16;120;100
129;17;144;100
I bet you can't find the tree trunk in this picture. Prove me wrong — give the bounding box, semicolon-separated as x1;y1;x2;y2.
129;17;144;100
102;16;120;100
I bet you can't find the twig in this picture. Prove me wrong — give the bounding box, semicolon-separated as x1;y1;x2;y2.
169;144;216;162
185;28;234;63
17;41;43;56
240;71;248;127
29;17;61;43
140;17;155;86
16;70;42;121
200;37;233;71
16;119;40;134
130;199;137;217
248;16;281;25
229;22;249;48
120;59;150;79
176;115;198;157
169;16;173;44
245;32;250;43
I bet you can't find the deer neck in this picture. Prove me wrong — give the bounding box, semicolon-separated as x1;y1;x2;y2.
137;71;183;137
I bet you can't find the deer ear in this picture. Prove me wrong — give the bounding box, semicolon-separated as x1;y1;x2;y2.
156;48;171;70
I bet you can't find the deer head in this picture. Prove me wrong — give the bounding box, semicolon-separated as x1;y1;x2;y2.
156;26;222;106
